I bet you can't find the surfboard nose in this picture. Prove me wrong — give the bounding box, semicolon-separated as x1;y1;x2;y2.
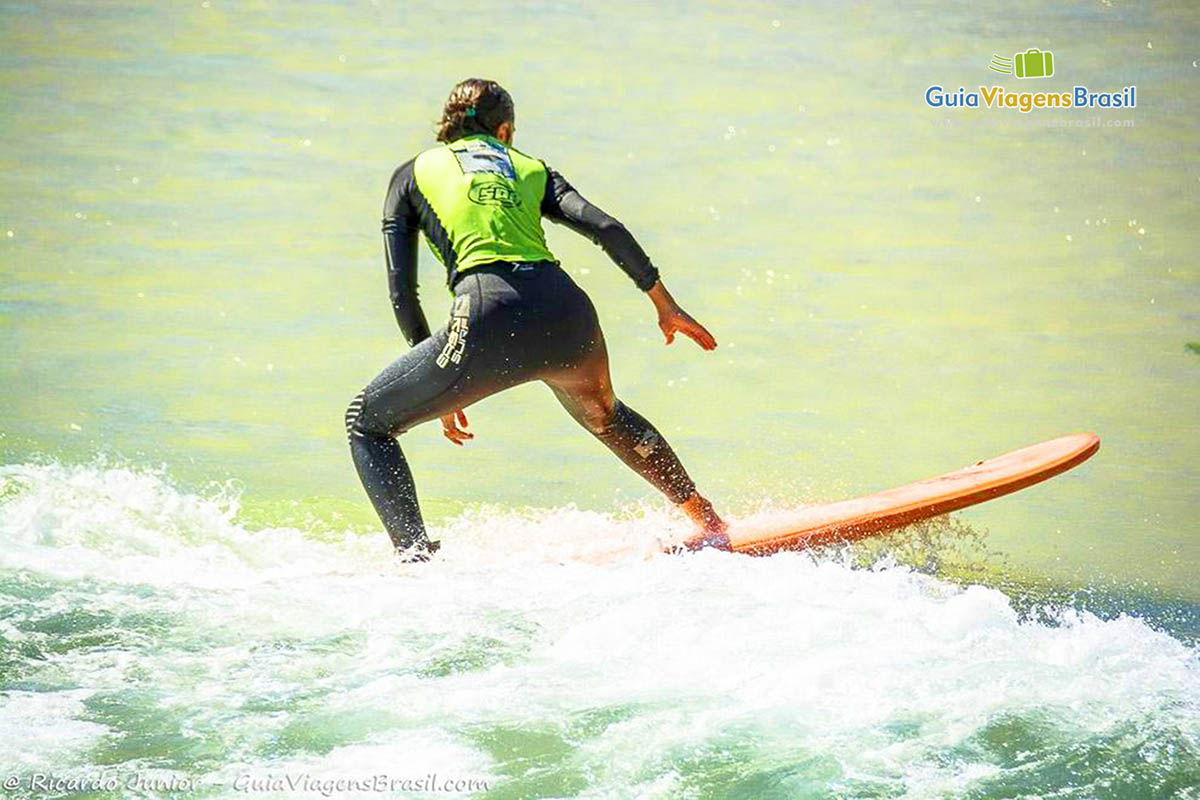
718;431;1102;556
1059;432;1101;460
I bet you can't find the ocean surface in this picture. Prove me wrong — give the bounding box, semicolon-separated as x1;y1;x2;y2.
1;0;1197;797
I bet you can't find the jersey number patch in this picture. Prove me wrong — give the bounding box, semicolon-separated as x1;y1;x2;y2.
451;139;516;179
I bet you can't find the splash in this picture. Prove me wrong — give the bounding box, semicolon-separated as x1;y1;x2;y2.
0;461;1197;797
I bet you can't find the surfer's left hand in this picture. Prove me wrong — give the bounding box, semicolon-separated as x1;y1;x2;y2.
440;409;473;446
646;280;717;351
659;308;717;350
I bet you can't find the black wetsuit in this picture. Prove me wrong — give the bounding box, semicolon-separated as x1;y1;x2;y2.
345;137;697;556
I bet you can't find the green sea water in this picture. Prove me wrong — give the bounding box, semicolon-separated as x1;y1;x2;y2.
1;1;1198;797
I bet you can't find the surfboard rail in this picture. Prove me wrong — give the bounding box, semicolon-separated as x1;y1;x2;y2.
728;432;1100;555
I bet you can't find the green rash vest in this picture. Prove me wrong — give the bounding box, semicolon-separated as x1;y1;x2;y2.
414;135;555;273
380;134;661;346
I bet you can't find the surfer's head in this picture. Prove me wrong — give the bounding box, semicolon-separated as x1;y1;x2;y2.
436;79;515;145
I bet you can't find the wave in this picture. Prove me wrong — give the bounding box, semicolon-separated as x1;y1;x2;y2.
1;460;1197;796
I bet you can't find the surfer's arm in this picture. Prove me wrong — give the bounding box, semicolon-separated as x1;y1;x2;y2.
540;166;661;291
540;165;715;349
381;160;432;347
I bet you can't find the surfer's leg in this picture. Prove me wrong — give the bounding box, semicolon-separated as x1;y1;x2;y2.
346;417;430;557
344;330;452;558
345;276;520;556
543;339;727;542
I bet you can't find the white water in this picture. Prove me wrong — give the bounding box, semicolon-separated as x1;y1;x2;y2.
1;461;1197;798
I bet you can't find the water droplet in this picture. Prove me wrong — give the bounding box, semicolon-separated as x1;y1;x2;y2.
338;54;347;63
131;176;140;184
974;195;981;203
771;19;780;28
1065;234;1073;242
1138;227;1145;235
1146;41;1152;49
303;139;312;147
767;144;776;152
5;230;12;238
1053;206;1060;213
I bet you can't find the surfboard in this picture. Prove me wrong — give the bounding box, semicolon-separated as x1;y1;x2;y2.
687;433;1100;556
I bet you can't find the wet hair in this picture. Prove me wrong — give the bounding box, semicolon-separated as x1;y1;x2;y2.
435;78;515;143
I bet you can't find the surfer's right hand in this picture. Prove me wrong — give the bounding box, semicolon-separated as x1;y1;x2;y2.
440;409;473;446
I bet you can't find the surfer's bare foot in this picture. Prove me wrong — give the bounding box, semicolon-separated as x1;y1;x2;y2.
678;493;731;551
396;539;441;563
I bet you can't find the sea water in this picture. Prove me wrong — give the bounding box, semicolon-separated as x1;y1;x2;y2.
1;0;1198;796
0;462;1196;797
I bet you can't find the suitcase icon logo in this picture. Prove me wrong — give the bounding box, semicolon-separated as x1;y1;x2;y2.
989;49;1055;79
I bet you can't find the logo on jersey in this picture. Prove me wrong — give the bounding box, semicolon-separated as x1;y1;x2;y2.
468;180;522;207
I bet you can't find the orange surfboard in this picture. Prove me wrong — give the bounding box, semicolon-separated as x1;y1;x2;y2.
716;433;1100;556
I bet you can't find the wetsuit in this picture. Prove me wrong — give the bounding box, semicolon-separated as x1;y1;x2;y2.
346;134;696;555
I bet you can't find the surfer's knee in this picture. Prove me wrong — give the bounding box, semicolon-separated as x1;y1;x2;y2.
576;393;618;436
344;389;386;440
345;388;423;441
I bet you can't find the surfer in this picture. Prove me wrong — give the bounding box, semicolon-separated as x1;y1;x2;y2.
345;78;728;560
